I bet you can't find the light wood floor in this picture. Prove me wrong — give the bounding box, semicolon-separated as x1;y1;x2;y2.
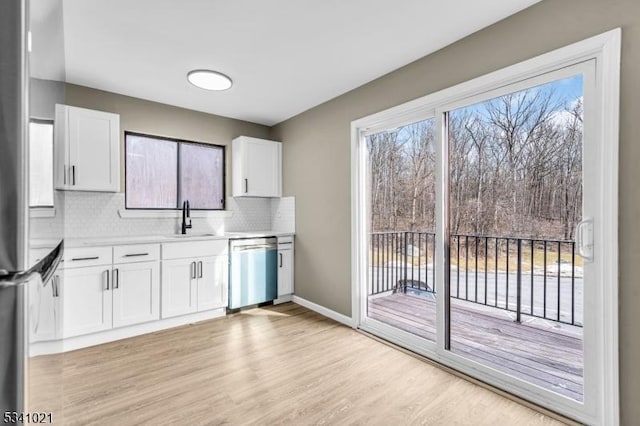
368;292;583;401
29;303;567;425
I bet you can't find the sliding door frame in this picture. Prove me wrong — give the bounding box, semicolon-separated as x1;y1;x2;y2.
351;29;620;425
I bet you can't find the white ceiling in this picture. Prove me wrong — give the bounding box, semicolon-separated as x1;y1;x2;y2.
59;0;539;126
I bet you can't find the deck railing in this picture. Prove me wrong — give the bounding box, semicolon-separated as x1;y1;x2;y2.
369;231;582;327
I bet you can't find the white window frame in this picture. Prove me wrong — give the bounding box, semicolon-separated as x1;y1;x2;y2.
351;29;620;425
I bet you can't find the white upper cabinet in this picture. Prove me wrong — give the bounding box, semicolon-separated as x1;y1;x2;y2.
232;136;282;197
54;104;120;192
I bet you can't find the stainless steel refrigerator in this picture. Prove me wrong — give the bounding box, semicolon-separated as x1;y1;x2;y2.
1;0;65;415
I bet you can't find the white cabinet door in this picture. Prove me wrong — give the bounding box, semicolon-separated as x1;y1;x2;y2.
55;104;120;192
60;266;113;338
29;275;60;342
232;136;282;197
161;259;197;318
277;249;294;296
112;261;160;328
197;256;228;311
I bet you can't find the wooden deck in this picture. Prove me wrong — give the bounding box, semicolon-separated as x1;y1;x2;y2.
368;292;584;401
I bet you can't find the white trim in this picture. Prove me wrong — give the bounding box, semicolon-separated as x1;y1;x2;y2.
29;308;226;356
118;209;233;219
292;295;354;327
273;294;292;304
351;29;620;426
29;207;55;218
595;27;621;426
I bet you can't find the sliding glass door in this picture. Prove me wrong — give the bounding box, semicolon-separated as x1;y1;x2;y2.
365;118;438;344
354;30;620;424
445;71;586;402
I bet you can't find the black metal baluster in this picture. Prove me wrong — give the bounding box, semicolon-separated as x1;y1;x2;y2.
457;236;460;298
403;232;408;291
418;233;422;292
393;233;397;292
465;235;469;300
506;239;510;311
571;241;576;326
484;237;488;304
371;235;374;295
530;240;534;316
385;234;389;293
543;240;547;319
475;236;479;302
516;239;522;323
494;238;498;307
431;234;435;293
377;234;380;294
557;241;561;322
411;232;414;289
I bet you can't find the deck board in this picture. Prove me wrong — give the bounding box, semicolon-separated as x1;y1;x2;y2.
368;292;584;401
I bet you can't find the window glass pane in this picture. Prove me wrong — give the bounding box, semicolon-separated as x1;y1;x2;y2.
178;142;224;209
125;134;177;209
29;121;54;207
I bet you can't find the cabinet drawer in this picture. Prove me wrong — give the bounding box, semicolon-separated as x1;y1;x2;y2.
61;246;112;269
162;239;228;260
114;244;160;264
278;235;293;248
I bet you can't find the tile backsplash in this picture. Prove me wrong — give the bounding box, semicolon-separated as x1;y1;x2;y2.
30;192;295;240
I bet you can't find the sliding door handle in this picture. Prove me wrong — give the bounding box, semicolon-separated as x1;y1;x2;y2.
575;218;594;263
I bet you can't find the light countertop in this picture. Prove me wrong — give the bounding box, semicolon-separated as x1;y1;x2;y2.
30;230;294;249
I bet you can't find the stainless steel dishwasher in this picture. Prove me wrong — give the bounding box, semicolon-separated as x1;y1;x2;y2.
228;237;278;309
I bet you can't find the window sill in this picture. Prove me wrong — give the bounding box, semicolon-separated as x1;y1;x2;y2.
118;209;233;219
30;207;56;218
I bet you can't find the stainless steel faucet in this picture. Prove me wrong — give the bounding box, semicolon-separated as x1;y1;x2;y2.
181;200;192;234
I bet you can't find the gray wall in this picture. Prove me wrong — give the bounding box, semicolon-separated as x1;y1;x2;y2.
64;84;271;194
269;0;640;422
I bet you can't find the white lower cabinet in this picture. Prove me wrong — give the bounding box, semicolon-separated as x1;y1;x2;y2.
60;265;113;338
197;256;228;311
161;240;229;319
29;238;238;352
161;258;198;318
161;255;228;318
54;244;161;339
112;261;160;328
277;236;294;297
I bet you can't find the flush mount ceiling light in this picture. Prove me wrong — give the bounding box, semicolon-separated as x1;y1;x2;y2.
187;70;233;91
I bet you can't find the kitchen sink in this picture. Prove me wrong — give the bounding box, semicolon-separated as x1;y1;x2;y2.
164;233;218;239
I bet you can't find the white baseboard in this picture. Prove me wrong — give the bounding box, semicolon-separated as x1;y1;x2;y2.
292;295;354;327
273;294;292;304
29;308;226;356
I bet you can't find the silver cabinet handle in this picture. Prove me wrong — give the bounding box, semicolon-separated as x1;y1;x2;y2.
71;256;99;261
198;261;203;278
245;178;248;194
72;165;76;185
123;253;149;257
63;165;67;185
279;253;283;268
114;268;119;289
105;269;110;290
191;261;196;279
